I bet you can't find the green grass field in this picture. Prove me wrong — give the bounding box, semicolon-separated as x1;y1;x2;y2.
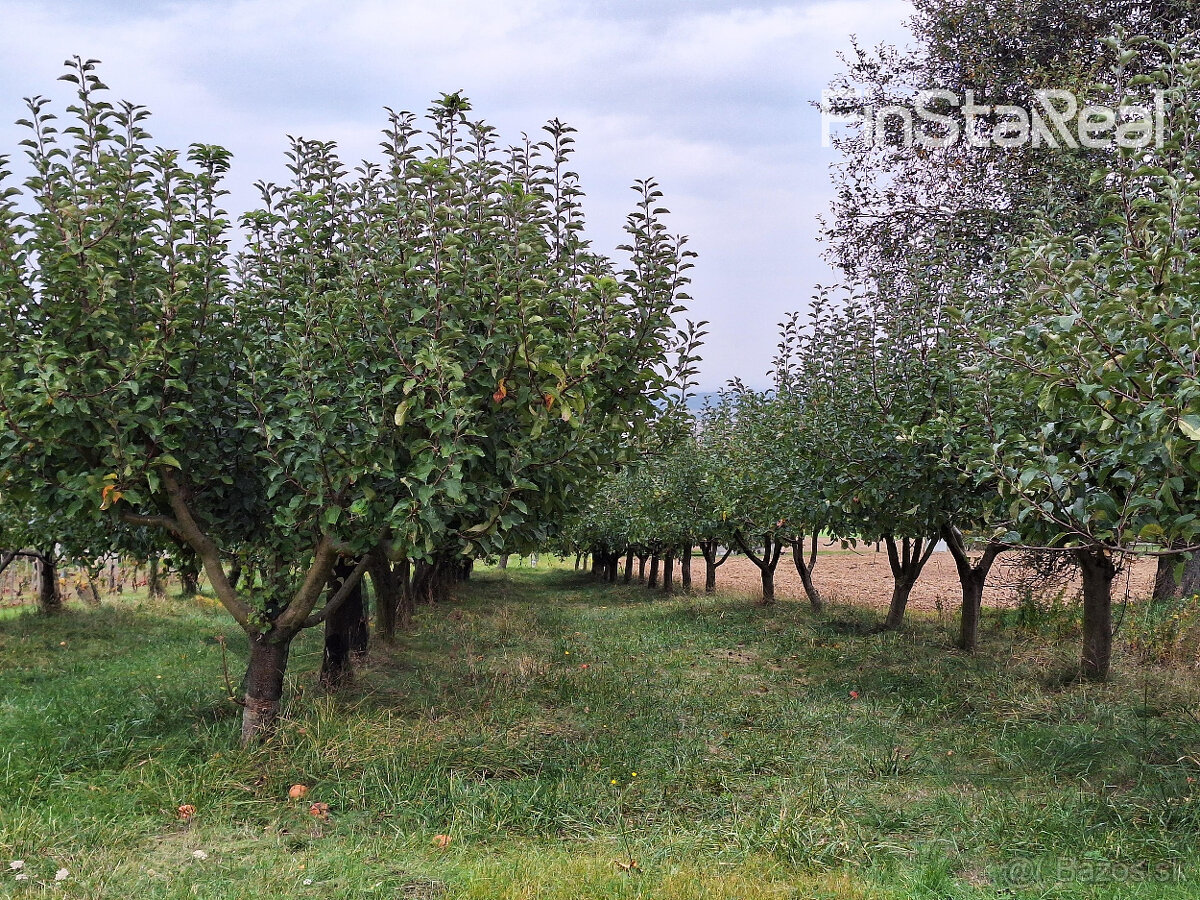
1;568;1198;898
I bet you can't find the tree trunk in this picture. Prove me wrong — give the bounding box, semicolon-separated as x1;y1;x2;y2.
941;527;1003;652
681;543;693;592
36;552;62;615
637;553;648;583
648;554;660;589
241;637;292;745
147;557;165;598
320;559;368;690
1181;552;1200;598
881;536;938;630
83;566;102;607
699;540;731;593
661;551;675;595
958;569;984;650
761;564;775;604
428;558;451;604
1153;553;1180;604
1076;547;1116;682
623;551;634;584
884;579;917;630
790;534;823;612
178;558;200;598
439;558;455;601
733;532;783;605
368;549;398;643
411;560;435;605
394;558;414;629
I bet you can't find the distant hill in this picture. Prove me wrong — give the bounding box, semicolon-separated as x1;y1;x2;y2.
685;391;721;412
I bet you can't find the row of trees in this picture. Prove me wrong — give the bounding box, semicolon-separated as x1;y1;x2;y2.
567;13;1200;683
3;3;1198;746
0;60;698;742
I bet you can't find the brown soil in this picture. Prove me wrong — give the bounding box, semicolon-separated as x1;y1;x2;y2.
711;548;1157;612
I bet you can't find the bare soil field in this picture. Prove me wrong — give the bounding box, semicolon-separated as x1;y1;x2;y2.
712;547;1158;612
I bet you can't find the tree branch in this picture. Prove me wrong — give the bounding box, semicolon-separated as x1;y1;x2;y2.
157;470;257;632
271;535;339;635
119;511;184;539
733;531;764;568
301;554;372;629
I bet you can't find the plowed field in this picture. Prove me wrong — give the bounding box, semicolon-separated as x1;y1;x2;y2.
710;547;1157;611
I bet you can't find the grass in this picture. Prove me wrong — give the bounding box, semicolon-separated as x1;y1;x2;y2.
1;568;1198;898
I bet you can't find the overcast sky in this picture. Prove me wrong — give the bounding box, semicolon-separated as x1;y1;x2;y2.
0;0;913;389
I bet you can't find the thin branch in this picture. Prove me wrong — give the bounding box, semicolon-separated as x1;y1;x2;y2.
119;511;184;539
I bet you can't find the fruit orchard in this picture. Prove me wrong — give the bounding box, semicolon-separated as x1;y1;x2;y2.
3;6;1200;753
